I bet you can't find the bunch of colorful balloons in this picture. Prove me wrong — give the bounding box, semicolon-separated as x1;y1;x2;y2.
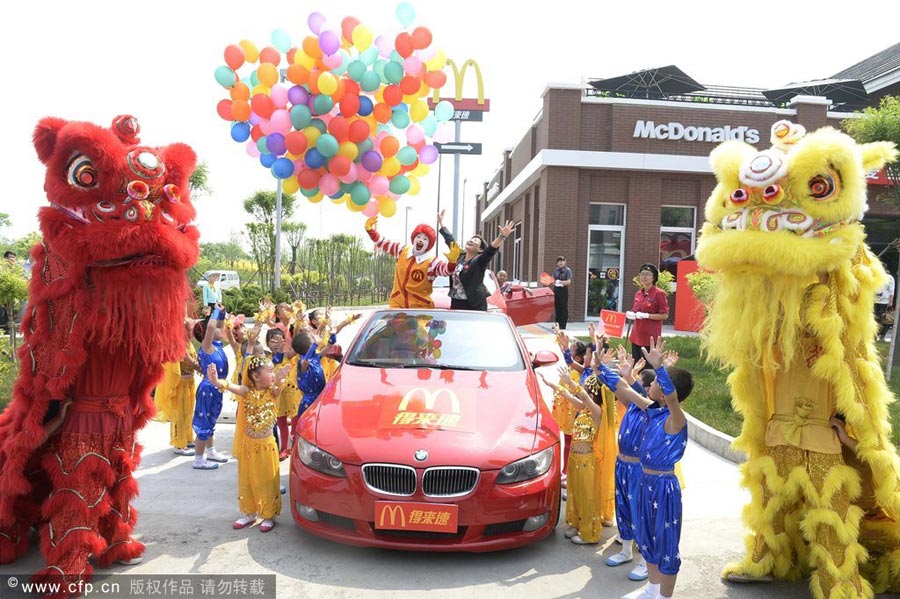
214;2;455;218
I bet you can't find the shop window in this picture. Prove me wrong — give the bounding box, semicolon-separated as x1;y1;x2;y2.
660;206;696;280
590;204;625;226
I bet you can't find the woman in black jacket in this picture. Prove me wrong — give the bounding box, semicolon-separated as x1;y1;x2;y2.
441;219;516;311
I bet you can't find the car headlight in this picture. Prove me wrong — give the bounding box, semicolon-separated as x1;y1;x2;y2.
495;446;555;484
297;436;346;478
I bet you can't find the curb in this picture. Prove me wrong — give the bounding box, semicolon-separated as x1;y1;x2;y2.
685;412;746;464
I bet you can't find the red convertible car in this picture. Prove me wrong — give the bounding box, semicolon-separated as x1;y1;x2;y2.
290;309;561;551
431;271;555;327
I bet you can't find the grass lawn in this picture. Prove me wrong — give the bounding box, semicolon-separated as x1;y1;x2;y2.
596;336;900;446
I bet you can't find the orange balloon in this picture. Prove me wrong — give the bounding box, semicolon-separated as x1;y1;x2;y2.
331;78;347;102
224;44;245;70
302;36;323;59
231;100;251;121
307;70;321;95
400;75;421;95
286;64;310;85
380;136;400;157
259;46;281;65
230;81;251;101
424;70;447;89
372;102;393;124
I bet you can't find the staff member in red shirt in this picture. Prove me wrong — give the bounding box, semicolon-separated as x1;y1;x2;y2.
627;264;669;361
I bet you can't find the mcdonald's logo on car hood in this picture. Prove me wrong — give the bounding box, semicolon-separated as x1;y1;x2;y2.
378;386;476;432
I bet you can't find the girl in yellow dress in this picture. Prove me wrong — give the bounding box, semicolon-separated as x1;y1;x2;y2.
552;327;585;487
208;355;287;533
540;366;606;545
155;319;199;455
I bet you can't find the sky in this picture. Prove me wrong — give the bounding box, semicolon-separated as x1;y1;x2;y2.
1;0;897;249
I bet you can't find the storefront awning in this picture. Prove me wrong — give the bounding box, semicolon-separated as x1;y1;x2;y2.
588;65;705;98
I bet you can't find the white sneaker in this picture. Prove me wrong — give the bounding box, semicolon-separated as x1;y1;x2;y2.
605;550;634;566
206;449;229;463
192;459;219;470
564;526;578;538
622;584;658;599
628;560;650;581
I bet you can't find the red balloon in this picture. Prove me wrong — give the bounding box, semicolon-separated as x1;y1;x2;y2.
297;168;321;189
285;131;308;155
329;116;350;142
348;120;371;143
410;27;433;50
383;85;403;106
395;33;414;58
216;99;234;121
286;48;297;64
250;94;275;119
329;156;351;176
259;46;281;65
343;80;361;97
339;94;361;117
341;16;361;42
250;125;263;142
424;70;447;89
400;75;421;95
224;45;245;70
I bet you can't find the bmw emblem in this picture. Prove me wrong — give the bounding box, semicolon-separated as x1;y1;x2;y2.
414;449;428;462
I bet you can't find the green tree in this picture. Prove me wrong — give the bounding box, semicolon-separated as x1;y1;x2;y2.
283;222;307;275
13;232;42;259
242;190;296;294
189;160;213;198
843;95;900;203
200;236;247;269
0;260;28;360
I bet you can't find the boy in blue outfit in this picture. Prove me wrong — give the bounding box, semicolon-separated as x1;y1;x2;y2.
596;337;693;599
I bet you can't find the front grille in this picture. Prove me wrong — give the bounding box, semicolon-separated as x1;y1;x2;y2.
362;463;416;496
422;467;480;497
318;511;357;531
373;526;468;541
484;519;527;536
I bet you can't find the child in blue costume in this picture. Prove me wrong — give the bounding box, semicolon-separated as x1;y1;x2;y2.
192;308;231;470
596;337;693;599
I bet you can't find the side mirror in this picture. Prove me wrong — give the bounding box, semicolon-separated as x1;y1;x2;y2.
532;350;559;368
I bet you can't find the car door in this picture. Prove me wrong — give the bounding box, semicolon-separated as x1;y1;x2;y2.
496;272;555;327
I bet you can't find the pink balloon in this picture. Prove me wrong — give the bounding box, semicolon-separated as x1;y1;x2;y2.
271;109;292;134
406;124;424;144
249;112;262;126
246;140;261;157
271;84;289;108
403;56;423;76
293;159;306;171
356;167;373;182
339;164;359;184
323;53;343;70
370;175;389;195
308;11;326;34
320;174;340;196
259;118;276;136
363;200;379;217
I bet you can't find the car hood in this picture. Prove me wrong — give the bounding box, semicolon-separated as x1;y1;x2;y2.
312;365;542;470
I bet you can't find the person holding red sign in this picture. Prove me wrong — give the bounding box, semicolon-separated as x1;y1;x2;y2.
627;264;669;361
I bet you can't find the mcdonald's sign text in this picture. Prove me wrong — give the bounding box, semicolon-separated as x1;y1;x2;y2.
599;310;627;338
375;501;459;533
428;58;490;113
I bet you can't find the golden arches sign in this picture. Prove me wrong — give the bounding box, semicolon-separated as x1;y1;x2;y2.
379;504;405;528
432;58;487;106
398;387;461;413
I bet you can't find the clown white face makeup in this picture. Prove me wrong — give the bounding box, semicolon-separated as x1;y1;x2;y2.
412;232;430;255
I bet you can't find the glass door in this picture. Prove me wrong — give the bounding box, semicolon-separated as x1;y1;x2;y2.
586;228;624;317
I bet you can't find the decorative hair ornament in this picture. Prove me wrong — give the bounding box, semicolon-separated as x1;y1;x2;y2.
584;374;604;396
247;355;273;371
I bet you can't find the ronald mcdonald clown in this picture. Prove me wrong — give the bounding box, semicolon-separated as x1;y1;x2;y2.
0;116;199;597
696;120;900;598
365;215;460;308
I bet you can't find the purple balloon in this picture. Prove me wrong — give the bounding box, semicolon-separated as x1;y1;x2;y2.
419;144;439;165
249;112;262;126
266;132;287;156
288;85;309;106
361;150;383;173
307;11;326;34
319;30;340;56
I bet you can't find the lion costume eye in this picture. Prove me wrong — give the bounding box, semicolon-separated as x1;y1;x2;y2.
809;174;836;201
730;188;749;204
67;155;98;189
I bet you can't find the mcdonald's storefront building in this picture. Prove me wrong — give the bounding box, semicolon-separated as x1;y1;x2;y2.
475;55;900;324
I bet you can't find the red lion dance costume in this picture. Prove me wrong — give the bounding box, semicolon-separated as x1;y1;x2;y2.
0;115;199;596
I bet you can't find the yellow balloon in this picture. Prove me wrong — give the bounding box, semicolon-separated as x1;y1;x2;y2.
251;84;271;97
308;191;324;204
282;177;300;194
374;88;386;103
425;49;447;71
381;156;401;177
408;176;421;195
330;193;347;205
293;51;315;69
239;39;260;63
409;100;429;122
338;141;359;161
379;196;397;218
257;63;279;88
346;196;366;212
413;163;430;176
352;26;373;51
303;126;321;145
318;72;338;95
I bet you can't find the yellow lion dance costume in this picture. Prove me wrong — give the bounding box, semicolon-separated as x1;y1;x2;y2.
696;120;900;598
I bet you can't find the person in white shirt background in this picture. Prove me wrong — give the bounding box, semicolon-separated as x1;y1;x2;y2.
875;271;895;341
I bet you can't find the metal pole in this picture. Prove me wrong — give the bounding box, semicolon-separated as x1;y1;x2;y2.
404;206;411;242
435;154;443;258
461;178;467;241
451;120;462;236
274;178;283;291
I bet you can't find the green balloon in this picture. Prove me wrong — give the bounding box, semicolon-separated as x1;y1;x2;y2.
257;137;269;153
360;71;381;93
290;105;312;129
397;146;418;165
422;114;438;136
384;61;404;85
350;183;371;206
250;71;260;87
331;50;351;76
359;46;379;66
317;134;339;157
358;138;374;154
313;94;334;115
214;66;237;88
340;182;355;194
391;110;411;129
434;101;454;122
347;60;367;82
389;175;410;195
395;2;416;27
301;187;320;198
310;118;328;134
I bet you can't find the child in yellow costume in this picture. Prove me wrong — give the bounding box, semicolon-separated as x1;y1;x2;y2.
365;209;460;309
696;120;900;598
155;320;199;454
208;355;288;533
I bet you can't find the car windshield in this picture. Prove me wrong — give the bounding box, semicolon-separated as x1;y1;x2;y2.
346;310;524;371
432;271;497;294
